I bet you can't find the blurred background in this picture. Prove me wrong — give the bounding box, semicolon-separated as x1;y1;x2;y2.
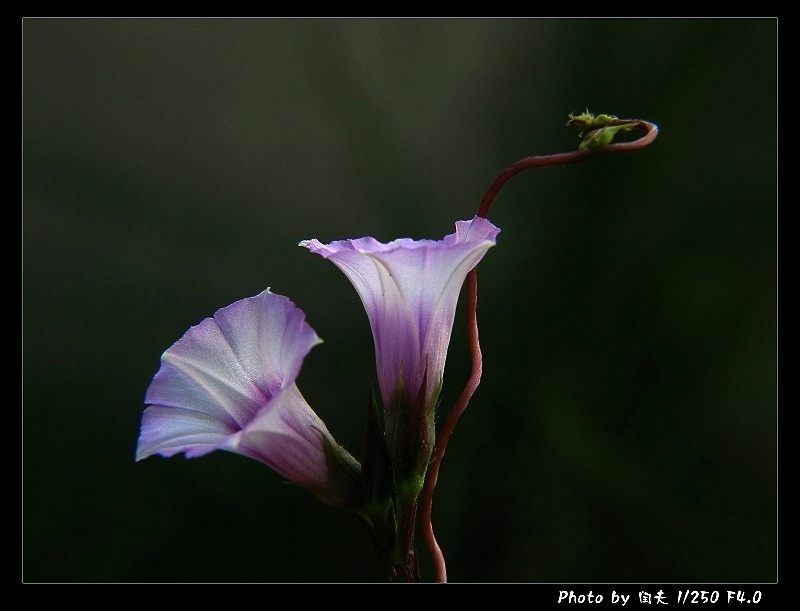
23;18;776;583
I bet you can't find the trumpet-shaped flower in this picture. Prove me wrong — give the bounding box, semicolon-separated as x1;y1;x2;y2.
301;217;499;488
136;289;360;508
301;217;499;412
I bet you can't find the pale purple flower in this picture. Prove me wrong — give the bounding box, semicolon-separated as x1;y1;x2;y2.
300;216;500;412
136;289;359;507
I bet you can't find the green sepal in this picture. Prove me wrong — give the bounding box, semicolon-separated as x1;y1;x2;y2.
318;433;364;510
361;387;394;509
350;389;400;573
385;369;439;503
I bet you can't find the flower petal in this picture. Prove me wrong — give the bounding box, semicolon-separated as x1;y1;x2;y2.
137;405;237;460
137;289;322;462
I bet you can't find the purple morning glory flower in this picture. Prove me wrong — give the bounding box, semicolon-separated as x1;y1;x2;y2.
301;216;499;493
301;217;499;414
136;289;360;508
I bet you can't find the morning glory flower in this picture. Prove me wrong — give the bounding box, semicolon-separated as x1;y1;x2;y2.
300;217;499;488
301;216;499;411
136;289;361;508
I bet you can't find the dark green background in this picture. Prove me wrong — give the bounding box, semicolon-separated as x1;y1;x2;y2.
23;18;776;583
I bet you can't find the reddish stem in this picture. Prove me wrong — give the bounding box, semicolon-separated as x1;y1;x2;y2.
478;120;659;218
419;268;481;583
419;119;659;582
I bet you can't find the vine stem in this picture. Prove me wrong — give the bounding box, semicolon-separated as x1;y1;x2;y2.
418;266;480;583
477;120;660;218
418;119;659;583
